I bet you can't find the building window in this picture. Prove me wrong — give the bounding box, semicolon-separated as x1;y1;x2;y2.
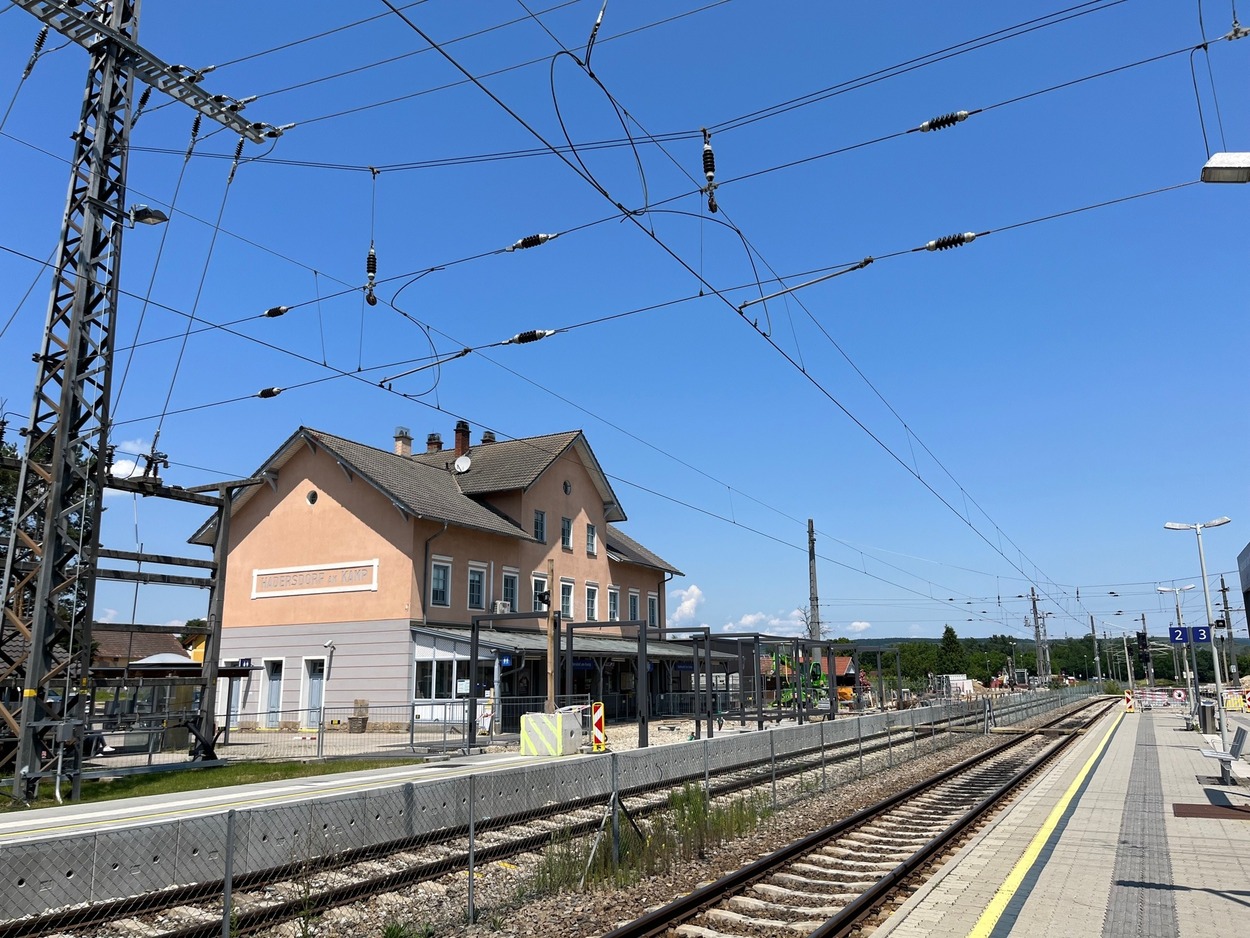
586;585;598;621
534;510;546;543
561;516;573;550
608;587;619;622
629;591;640;622
561;580;574;619
586;523;597;555
647;593;658;628
503;571;519;611
468;567;485;609
532;574;548;612
415;661;456;699
431;561;451;607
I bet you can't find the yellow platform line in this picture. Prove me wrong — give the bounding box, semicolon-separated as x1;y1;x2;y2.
968;711;1124;938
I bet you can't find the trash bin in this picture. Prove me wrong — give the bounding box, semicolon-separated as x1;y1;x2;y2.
1199;700;1217;734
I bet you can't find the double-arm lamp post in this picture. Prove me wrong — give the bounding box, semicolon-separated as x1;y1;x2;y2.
1164;517;1231;762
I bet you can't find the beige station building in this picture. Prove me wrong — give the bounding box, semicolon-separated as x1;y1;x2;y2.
191;421;684;729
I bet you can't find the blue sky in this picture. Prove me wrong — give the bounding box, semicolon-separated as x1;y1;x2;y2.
1;1;1247;648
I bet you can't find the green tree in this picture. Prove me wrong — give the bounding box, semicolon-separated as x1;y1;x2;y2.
936;625;966;675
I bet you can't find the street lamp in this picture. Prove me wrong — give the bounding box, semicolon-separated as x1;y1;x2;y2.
1164;517;1232;766
1200;152;1250;183
1158;584;1198;722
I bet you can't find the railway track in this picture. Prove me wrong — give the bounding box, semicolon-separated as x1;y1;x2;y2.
603;701;1110;938
0;702;1089;937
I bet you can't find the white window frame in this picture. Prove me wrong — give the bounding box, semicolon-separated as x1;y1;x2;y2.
586;584;599;621
586;523;597;555
647;592;658;628
532;574;549;612
561;516;573;550
502;568;519;611
628;590;640;622
430;557;452;607
534;509;546;543
560;578;574;619
608;587;620;622
467;564;487;610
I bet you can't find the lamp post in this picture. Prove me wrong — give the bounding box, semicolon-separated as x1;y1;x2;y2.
1164;517;1232;762
1158;585;1199;723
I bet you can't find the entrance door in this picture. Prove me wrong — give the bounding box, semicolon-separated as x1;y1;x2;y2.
305;659;325;727
265;661;283;727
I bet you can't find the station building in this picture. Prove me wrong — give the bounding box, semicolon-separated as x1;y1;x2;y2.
191;422;684;728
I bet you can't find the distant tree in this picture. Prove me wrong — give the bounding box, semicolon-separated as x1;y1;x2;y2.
936;625;966;675
178;617;208;647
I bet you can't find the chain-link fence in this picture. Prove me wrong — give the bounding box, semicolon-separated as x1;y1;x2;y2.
0;687;1090;935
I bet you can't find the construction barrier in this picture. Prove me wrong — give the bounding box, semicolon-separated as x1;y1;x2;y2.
591;701;606;751
1124;691;1135;713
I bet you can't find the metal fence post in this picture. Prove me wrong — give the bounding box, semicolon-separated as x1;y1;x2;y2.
911;706;918;757
769;730;777;810
467;772;476;924
856;715;864;778
819;720;827;791
886;714;894;767
222;809;236;938
611;752;621;869
316;713;325;760
704;738;711;799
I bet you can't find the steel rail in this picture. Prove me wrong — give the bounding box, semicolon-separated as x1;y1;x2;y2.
601;699;1108;938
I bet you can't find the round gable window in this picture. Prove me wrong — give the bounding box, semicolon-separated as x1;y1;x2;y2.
306;490;318;505
563;480;572;495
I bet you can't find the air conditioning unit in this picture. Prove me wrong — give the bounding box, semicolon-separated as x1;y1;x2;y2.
493;600;512;614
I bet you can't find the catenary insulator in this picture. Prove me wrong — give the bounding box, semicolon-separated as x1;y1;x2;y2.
262;305;290;318
505;233;557;252
919;110;969;132
23;27;48;78
257;387;283;398
925;232;977;251
134;86;152;120
505;329;557;344
703;142;716;183
189;114;202;140
366;244;377;282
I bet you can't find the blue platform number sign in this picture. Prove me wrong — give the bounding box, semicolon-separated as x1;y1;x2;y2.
1192;625;1212;643
1169;626;1189;644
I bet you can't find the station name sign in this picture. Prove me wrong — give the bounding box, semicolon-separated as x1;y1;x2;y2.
252;559;379;599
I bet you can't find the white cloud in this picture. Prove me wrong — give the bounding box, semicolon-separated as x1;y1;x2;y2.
668;584;703;625
845;620;872;634
723;608;808;637
97;607;119;624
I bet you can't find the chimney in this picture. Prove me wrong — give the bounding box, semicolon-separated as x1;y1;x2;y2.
454;420;471;456
425;432;442;453
481;430;496;445
393;426;413;457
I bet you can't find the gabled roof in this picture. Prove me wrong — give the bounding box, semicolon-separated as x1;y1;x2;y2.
409;430;626;523
190;427;531;545
605;523;683;576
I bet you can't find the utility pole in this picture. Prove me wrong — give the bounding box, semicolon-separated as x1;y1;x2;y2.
1122;632;1135;688
546;558;556;713
1090;615;1103;693
1030;588;1048;682
806;519;821;642
1142;614;1154;688
1;0;278;798
1220;575;1239;686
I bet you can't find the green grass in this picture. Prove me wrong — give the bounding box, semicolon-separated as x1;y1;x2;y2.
1;758;424;812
